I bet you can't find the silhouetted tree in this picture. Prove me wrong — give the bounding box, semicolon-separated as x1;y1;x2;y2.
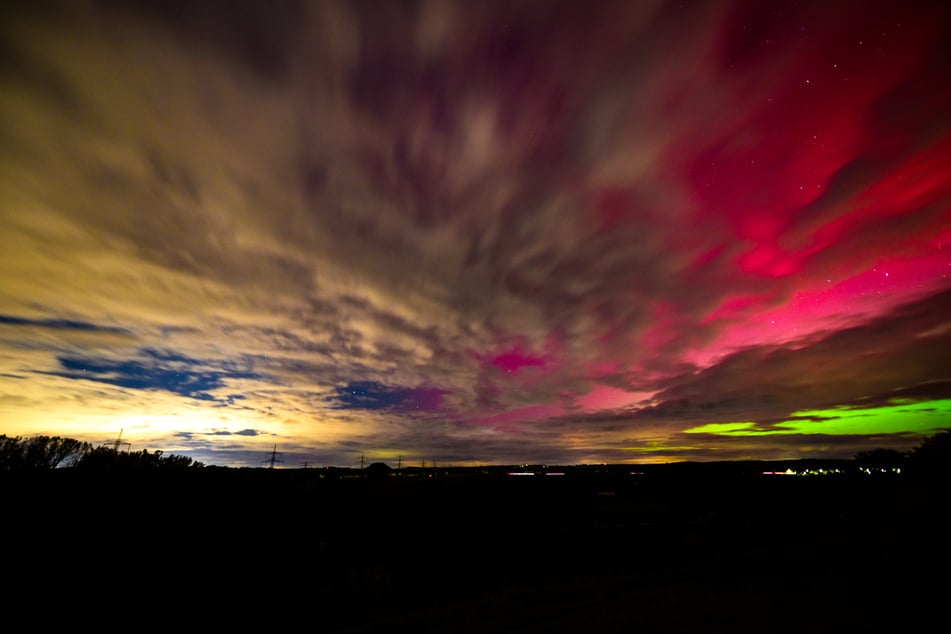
72;445;121;469
909;429;951;480
0;434;23;470
24;435;90;469
0;434;91;470
0;435;203;471
854;448;907;467
365;462;391;480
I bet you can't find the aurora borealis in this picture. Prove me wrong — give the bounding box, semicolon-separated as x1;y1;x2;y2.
1;0;949;467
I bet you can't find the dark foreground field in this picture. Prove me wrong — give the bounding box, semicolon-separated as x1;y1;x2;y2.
6;464;950;632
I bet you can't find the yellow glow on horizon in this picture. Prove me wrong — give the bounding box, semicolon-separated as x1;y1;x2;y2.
623;441;698;453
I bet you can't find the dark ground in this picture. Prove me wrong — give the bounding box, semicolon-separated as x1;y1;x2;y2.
5;463;949;632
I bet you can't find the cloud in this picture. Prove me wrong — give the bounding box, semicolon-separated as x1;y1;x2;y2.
329;380;446;412
175;428;265;440
0;314;129;333
40;348;265;402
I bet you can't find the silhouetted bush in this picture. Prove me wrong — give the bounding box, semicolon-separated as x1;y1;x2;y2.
74;446;204;470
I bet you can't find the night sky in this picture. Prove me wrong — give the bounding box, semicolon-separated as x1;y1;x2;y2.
1;0;949;468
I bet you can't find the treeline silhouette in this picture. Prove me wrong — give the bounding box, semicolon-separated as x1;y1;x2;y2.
0;433;203;471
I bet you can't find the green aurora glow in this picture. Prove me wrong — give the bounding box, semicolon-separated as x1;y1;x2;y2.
685;399;951;437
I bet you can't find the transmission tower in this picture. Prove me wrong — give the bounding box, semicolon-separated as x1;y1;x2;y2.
262;444;284;468
110;429;131;452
